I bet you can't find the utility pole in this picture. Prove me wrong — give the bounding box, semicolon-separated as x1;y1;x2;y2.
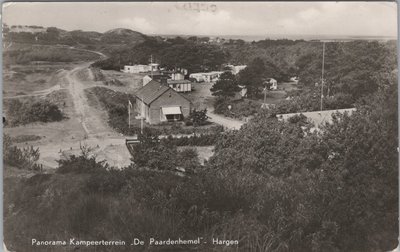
141;95;144;134
150;54;154;79
320;42;325;112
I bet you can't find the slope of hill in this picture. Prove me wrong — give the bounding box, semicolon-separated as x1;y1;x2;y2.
101;28;146;44
3;25;146;53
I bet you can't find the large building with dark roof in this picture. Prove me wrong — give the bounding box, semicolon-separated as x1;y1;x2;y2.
135;80;191;124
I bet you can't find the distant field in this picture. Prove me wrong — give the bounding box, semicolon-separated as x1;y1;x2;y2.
101;70;144;91
3;44;101;64
3;64;70;96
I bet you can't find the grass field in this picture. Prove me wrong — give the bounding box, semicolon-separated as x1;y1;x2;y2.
101;69;144;91
3;63;72;97
3;44;101;65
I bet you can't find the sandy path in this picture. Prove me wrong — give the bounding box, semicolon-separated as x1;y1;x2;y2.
9;48;133;169
207;110;244;130
65;63;118;138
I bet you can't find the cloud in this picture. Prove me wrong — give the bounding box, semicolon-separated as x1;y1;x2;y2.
276;2;397;36
165;9;258;35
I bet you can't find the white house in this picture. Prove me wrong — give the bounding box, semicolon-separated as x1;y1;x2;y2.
203;72;223;83
266;78;278;90
171;72;185;81
189;71;223;83
290;76;299;84
189;73;205;82
123;63;159;74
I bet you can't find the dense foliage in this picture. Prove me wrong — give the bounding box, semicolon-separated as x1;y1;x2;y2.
185;108;209;126
3;27;398;252
210;71;241;97
237;58;285;98
296;41;397;98
4;84;398;251
214;97;261;119
92;36;228;72
6;99;64;126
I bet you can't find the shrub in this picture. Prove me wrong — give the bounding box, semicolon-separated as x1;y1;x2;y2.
3;134;41;170
57;145;108;174
7;99;64;126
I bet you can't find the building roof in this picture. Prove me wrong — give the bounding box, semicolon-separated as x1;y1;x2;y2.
167;79;192;84
135;80;192;105
135;80;170;105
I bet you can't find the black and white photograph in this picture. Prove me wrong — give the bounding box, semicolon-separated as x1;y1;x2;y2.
2;1;398;251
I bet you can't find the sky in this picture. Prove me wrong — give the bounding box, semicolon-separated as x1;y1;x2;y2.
2;2;397;37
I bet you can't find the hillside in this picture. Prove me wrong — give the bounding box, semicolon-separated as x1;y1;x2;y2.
2;24;146;53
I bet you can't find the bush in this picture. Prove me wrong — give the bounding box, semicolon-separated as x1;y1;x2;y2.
214;97;261;119
57;145;108;174
6;99;64;126
3;134;41;170
162;133;218;146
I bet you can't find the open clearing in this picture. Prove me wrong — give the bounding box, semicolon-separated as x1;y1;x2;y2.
4;47;133;169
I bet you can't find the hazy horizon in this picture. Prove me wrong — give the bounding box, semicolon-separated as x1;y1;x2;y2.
3;2;397;38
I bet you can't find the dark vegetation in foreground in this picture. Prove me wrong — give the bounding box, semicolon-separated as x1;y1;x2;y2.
4;84;398;252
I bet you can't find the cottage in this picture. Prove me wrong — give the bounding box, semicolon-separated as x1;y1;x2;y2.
135;80;191;125
265;78;278;90
171;72;185;81
167;79;192;92
189;73;205;82
204;71;223;83
189;71;223;83
123;63;159;74
290;76;299;84
123;65;150;73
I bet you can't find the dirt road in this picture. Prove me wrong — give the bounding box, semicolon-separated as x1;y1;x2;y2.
65;63;118;138
207;110;244;130
5;48;133;169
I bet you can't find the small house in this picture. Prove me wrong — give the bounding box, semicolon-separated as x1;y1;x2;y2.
135;80;191;125
123;63;159;74
189;73;205;82
265;78;278;90
290;76;299;84
204;71;223;83
171;72;185;81
167;79;192;92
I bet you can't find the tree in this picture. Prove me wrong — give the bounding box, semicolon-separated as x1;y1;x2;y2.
130;130;178;170
237;58;285;98
210;72;240;98
187;109;208;126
